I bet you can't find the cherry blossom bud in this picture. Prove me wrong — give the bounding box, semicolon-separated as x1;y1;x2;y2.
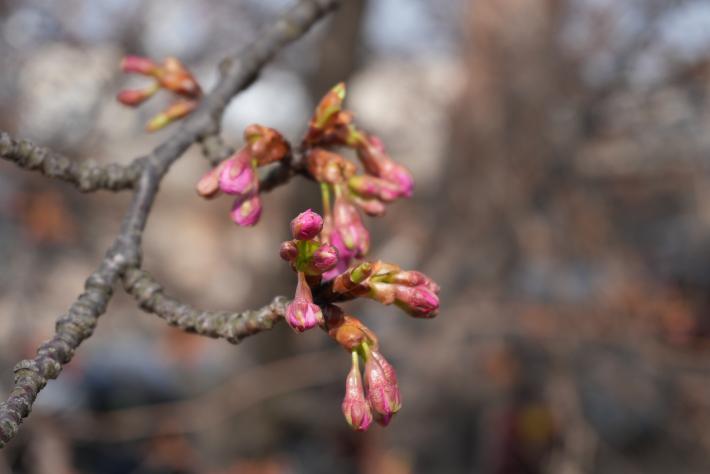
306;149;356;185
350;194;387;217
313;82;346;130
394;285;440;319
364;349;401;425
313;244;338;273
327;314;378;351
322;229;355;281
158;57;201;98
279;240;298;262
244;124;290;165
291;209;323;240
285;272;323;332
332;261;375;295
116;84;159;107
333;196;369;257
305;83;354;146
195;158;231;199
356;134;414;198
121;55;158;75
342;352;372;431
349;175;401;202
219;151;256;196
145;99;198;132
230;194;262;227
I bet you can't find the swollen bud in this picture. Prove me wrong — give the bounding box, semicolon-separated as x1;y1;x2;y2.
219;151;257;196
230;194;262;227
279;240;299;262
364;349;401;426
285;272;323;332
394;285;440;319
342;352;373;431
313;244;338;273
121;55;158;75
244;124;290;166
291;209;323;240
116;85;159;107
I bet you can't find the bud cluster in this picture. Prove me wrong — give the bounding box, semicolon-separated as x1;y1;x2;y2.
117;55;202;131
299;84;415;279
162;78;442;432
196;125;290;226
324;306;401;430
279;210;338;331
333;260;440;319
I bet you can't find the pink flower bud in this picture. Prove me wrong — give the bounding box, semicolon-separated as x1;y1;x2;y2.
158;57;201;98
364;350;401;425
116;87;157;107
290;209;323;240
121;55;158;75
279;240;298;262
285;272;323;332
195;159;231;199
230;194;262;227
356;135;414;198
313;244;338;273
219;151;256;196
322;229;356;281
342;353;372;431
333;196;369;258
349;175;401;202
394;285;440;319
351;196;387;217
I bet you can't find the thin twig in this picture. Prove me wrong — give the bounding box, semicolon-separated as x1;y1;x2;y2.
0;0;341;448
123;267;288;344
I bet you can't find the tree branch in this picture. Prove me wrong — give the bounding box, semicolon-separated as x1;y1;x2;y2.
123;267;288;344
0;0;341;448
0;132;141;192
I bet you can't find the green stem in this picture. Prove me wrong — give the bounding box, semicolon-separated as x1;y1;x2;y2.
321;183;332;215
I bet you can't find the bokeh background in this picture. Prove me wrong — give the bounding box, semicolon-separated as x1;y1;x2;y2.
2;0;710;472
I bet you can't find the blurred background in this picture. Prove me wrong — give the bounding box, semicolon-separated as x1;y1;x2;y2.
2;0;710;472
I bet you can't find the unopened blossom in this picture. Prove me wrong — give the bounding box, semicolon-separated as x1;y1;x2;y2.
306;148;356;185
230;194;262;227
244;124;290;165
348;175;403;203
333;195;369;258
118;55;202;131
333;261;440;319
364;348;401;426
342;352;372;431
218;151;257;196
121;55;158;75
312;244;338;273
291;209;323;240
279;240;299;263
285;271;323;332
321;218;356;281
304;82;351;146
355;134;414;198
326;312;378;352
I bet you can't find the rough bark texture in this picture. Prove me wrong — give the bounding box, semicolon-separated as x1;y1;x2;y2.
0;0;341;448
